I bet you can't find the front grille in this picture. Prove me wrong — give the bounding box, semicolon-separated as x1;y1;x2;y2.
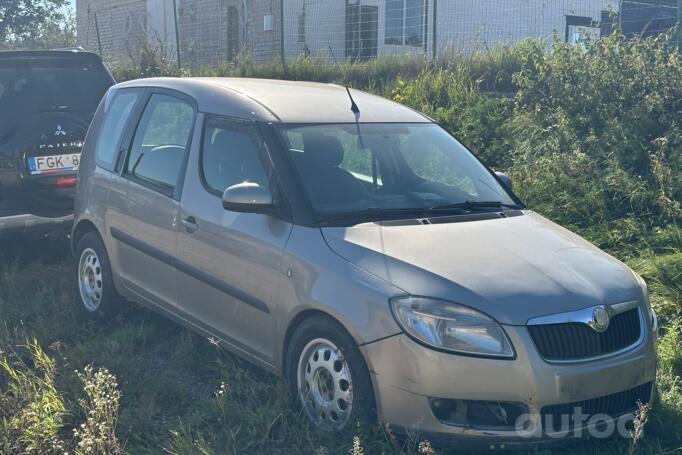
541;382;653;432
528;308;642;361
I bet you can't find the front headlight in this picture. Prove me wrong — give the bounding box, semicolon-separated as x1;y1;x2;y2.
390;296;515;358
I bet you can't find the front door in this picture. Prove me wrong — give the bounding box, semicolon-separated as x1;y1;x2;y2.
111;92;196;310
176;116;292;365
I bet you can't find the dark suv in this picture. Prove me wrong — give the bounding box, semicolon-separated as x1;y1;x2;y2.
0;49;114;234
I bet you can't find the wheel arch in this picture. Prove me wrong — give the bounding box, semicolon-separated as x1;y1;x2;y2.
281;308;363;377
71;218;103;254
281;307;379;425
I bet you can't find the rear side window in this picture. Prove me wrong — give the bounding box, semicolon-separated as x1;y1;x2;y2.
95;89;141;171
125;94;194;194
201;118;268;195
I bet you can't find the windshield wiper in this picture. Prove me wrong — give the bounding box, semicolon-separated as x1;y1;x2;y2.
317;207;431;225
429;201;524;211
317;202;524;226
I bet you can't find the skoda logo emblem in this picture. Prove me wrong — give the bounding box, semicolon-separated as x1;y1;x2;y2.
591;306;610;332
54;124;66;136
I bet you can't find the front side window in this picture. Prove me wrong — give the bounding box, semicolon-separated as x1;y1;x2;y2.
125;94;194;193
201;117;269;195
95;89;141;171
279;123;518;223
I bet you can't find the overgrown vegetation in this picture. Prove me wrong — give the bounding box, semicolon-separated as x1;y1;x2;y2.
0;340;122;454
1;31;681;453
0;0;75;49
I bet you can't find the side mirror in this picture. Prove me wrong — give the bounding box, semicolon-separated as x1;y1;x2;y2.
222;182;273;213
495;171;513;191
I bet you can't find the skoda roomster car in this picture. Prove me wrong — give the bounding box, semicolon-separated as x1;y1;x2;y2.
72;78;657;448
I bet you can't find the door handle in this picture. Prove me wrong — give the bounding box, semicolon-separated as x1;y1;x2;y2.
181;216;199;233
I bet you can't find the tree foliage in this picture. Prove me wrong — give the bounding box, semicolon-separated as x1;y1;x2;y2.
0;0;69;45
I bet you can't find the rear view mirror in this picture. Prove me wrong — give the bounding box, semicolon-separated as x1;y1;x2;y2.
495;171;513;191
222;182;273;213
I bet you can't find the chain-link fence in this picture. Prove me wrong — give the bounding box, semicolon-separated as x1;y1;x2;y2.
76;0;680;68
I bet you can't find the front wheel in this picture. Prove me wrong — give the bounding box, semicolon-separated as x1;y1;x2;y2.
285;315;376;432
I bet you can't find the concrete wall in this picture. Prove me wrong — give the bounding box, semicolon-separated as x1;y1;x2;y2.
248;0;283;63
273;0;620;62
146;0;178;63
78;0;243;67
177;0;242;68
77;0;147;66
282;0;348;61
436;0;620;53
78;0;623;67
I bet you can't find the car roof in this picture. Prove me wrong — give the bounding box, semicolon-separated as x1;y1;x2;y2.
0;49;103;62
114;77;432;124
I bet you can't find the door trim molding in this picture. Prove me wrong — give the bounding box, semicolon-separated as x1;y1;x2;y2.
121;277;277;371
110;227;270;314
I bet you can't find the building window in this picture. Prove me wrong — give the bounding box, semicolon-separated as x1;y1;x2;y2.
565;15;599;47
385;0;424;47
385;0;403;45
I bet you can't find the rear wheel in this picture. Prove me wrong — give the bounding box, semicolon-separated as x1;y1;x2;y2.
75;231;121;318
285;315;376;432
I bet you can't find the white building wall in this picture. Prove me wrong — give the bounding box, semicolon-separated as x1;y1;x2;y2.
146;0;178;62
282;0;347;60
435;0;619;53
277;0;620;62
79;0;623;66
77;0;148;66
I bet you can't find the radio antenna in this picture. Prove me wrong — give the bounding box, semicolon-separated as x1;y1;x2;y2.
328;45;360;114
345;86;360;114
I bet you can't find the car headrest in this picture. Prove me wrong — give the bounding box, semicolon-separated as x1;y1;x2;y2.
209;130;258;159
211;130;234;151
302;133;345;167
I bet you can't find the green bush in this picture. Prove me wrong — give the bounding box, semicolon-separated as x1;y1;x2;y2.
512;33;682;227
0;340;67;455
0;339;123;455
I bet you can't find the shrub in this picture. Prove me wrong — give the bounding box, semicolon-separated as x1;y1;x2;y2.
74;366;122;455
0;340;123;455
0;340;67;455
512;32;682;226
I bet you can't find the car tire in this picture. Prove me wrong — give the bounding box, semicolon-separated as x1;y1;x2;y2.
74;231;121;318
285;315;376;432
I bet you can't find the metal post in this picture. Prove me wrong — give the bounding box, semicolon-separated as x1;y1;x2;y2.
678;0;682;55
432;0;437;59
172;0;182;69
423;0;428;55
280;0;287;71
94;12;103;57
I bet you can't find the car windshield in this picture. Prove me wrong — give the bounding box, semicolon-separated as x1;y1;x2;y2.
0;61;112;139
278;123;519;224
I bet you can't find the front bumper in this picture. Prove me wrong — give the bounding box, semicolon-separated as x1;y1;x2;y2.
360;322;656;448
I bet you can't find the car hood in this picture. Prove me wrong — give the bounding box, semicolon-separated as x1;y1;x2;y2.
321;211;642;325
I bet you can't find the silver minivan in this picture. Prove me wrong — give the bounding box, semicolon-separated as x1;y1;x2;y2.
73;78;657;448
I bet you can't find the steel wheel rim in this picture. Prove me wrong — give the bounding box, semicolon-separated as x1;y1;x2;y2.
78;248;103;312
297;338;353;431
